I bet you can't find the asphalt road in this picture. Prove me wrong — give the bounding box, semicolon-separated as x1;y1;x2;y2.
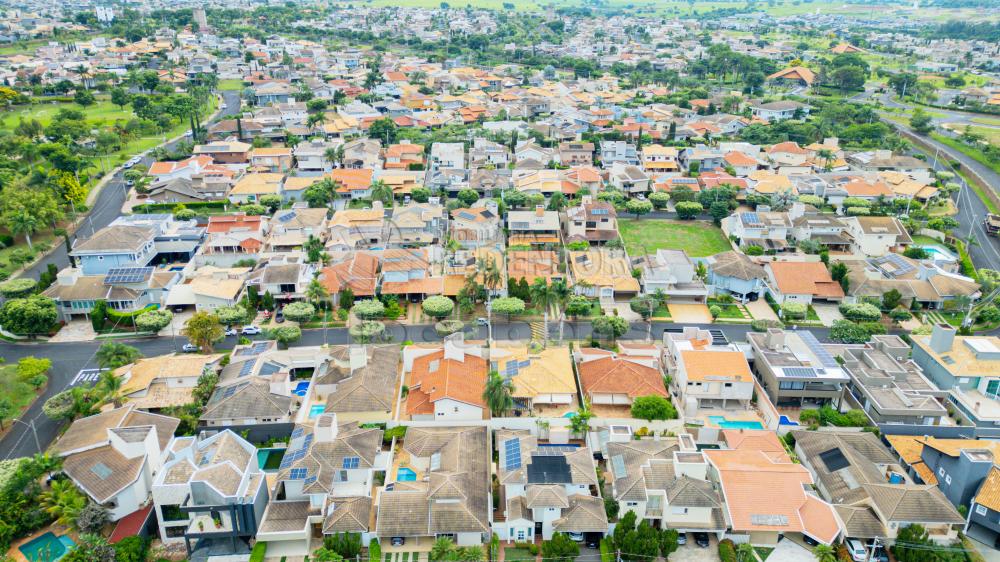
0;319;830;460
20;90;243;281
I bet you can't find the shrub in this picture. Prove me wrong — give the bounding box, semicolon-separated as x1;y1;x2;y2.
630;395;677;421
838;302;881;321
751;318;782;332
830;319;874;343
709;304;722;318
266;325;302;347
241;204;267;216
282;302;316;323
422;295;455;319
434;319;465;336
0;277;37;298
77;503;110;535
743;245;764;256
352;299;385;320
367;539;380;562
675;201;703;219
780;302;807;320
889;309;912;322
718;539;737;562
978;305;1000;324
135;309;173;332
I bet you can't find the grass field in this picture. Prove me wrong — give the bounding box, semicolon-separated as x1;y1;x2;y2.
618;219;731;258
971;117;1000;127
0;363;43;429
218;79;246;91
932;132;1000;177
0;99;134;131
945;124;1000;148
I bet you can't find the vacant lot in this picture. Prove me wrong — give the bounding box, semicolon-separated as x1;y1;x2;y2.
0;100;132;131
619;219;732;257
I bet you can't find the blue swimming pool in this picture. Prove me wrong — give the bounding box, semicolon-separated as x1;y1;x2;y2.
778;415;799;426
308;404;326;418
562;411;576;418
293;381;310;397
19;532;75;562
397;467;417;481
709;416;764;430
915;245;957;262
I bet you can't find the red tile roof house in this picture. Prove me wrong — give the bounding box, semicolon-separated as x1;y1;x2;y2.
764;261;845;305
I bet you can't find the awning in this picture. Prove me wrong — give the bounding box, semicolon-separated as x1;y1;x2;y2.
165;283;196;306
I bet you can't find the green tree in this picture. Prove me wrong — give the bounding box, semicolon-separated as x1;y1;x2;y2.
430;537;455;562
370;180;394;206
542;534;580;560
625;198;653;219
0;397;14;431
368;118;398;144
282;302;316;323
592;315;629;341
630;395;677;421
457;189;480;206
181;311;224;352
323;532;362;559
307;278;330;308
95;341;142;370
267;325;302;348
910;108;934;135
422;295;455;319
352;299;385;320
110;87;129;110
40;479;87;528
735;542;756;562
73;89;96;106
491;297;525;320
0;295;57;336
812;544;836;562
216;305;248;326
675;201;703;219
98;371;125;408
649;191;669;210
483;371;515;416
882;288;903;311
830;319;873;344
62;533;114;562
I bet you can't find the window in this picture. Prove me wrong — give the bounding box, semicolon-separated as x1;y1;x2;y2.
976;505;988;516
945;475;952;485
779;381;805;390
626;502;638;507
939;467;946;477
987;380;1000;401
724;383;733;388
671;507;688;515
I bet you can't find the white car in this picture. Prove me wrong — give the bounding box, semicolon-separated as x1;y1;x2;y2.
224;327;238;336
241;325;261;335
182;343;199;353
845;539;867;562
567;532;584;542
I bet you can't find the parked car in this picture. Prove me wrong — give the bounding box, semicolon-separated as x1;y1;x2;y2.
274;310;285;323
390;537;405;547
870;546;889;562
693;533;710;548
182;343;199;353
676;533;687;546
803;535;819;547
241;325;261;335
845;539;867;562
476;317;488;326
224;328;238;337
567;532;584;542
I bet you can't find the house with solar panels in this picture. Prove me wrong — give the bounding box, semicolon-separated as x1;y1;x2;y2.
256;416;386;558
495;429;608;543
151;429;268;559
724;209;792;252
71;224;158;275
746;328;851;409
44;265;180;322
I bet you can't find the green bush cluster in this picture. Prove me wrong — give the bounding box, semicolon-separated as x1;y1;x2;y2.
718;539;737;562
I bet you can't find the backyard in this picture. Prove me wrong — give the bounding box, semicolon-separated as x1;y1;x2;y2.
618;219;732;257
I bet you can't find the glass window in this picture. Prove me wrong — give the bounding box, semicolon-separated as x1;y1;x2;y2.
987;380;1000;400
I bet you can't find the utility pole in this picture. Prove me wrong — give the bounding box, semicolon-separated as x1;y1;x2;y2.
12;418;41;454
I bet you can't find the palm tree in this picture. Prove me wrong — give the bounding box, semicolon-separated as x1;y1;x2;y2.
370;180;393;206
40;479;86;528
307;112;326;129
812;544;836;562
482;371;514;417
817;148;835;172
478;257;502;297
529;277;557;346
735;542;755;562
69;387;99;420
7;210;38;250
98;371;124;408
430;537;455;562
550;279;570;341
95;342;143;370
306;277;330;309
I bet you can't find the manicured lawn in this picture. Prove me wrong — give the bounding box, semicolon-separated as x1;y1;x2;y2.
618;219;731;257
971;117;1000;127
0;99;132;131
218;79;246;91
755;546;775;560
911;234;944;246
503;548;535;562
0;363;42;430
708;301;747;320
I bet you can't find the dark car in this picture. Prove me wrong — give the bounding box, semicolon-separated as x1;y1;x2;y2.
275;310;285;323
390;537;405;547
870;546;889;562
803;535;819;547
693;533;710;548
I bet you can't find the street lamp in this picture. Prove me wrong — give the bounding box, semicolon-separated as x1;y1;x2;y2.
11;418;41;454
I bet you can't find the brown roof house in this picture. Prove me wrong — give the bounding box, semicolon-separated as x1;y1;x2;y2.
496;429;607;542
53;404;180;521
575;347;666;412
402;334;488;421
376;426;491;546
765;261;845;304
664;326;755;416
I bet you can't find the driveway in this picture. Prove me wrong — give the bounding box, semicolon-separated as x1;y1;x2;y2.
611;302;642;321
48;320;96;343
770;539;815;562
811;303;844;327
669;303;713;324
746;299;779;322
670;543;720;562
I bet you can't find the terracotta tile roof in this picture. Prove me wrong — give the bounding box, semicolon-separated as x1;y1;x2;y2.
319;253;379;296
721;429;785;452
380;276;444;296
406;350;487;414
724;151;757;166
329;168;374;192
843;179;893;197
680;350;752;383
207;214;263;233
578;355;666;399
768;261;844;299
768;142;810;155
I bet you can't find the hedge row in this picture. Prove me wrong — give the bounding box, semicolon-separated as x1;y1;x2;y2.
132;201;229;213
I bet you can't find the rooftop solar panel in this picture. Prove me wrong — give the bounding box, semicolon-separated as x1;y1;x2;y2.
784;367;818;378
103;266;154;285
797;330;839;369
527;455;572;484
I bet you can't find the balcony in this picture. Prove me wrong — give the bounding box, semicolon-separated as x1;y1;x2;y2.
187;512;235;536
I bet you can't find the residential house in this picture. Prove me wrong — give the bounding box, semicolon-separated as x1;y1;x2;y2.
71;225;157;275
250;147;293;173
632;249;709;302
148;155;214;182
200;375;295;428
724;210;791;252
558;142;595;167
228;173;283;204
194;141;252;164
257;418;386;557
266;207;329;252
327;202;385;250
402;335;488;421
44;266;176;321
606;435;725;536
664;327;754;415
641;144;680;173
599;140;639;168
766;66;817;88
608;162;651;195
384;141;425;170
429;142;465;171
841;216;913;257
450;201;502;248
469;138;511;168
311;345;401;423
568;248;641;302
792;430;964;545
496;430;607;542
341;139;382;170
563;198;618;245
848;150;933;184
490;344;577;416
52;405;180;521
704;433;841;546
575;347;666;413
911;325;1000;437
165;265;249;312
247;257;317;303
747;328;850;408
118;353;224;411
705;251;767;303
840;335;949;426
507;251;563;286
764;261;845;304
679;146;724;173
376;426;491;547
387;201;444;246
294;139;338;172
317;253;379;306
152;430;268;559
750;100;809;122
508;207;561;247
379;247;444;301
329;168;375;199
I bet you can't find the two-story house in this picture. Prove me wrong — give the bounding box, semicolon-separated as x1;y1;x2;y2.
632;249;709;301
705;251;767;303
563;198;618;245
387;201;444;246
71;225;157;275
450;201;501;248
508;207;561;247
598;140;639;168
664;327;754;415
748;328;850;408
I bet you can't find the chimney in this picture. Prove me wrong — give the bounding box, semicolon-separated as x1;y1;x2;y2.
443;332;465;362
929;323;956;354
314;413;339;443
349;346;368;371
535;204;545;217
765;328;785;350
57;267;81;286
